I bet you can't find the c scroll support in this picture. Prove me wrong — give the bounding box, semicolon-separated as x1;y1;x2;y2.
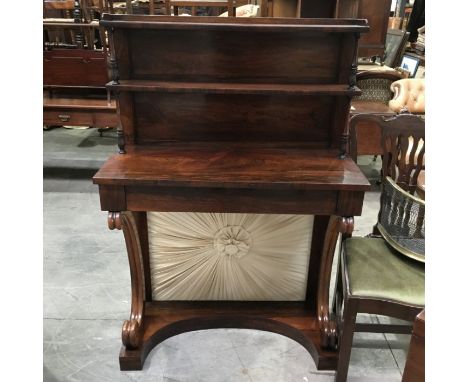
317;215;354;350
108;211;146;350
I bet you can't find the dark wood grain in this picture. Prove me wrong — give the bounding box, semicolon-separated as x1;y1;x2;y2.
44;49;109;88
100;14;369;28
98;185;127;212
356;0;392;58
93;145;370;191
349;99;398;160
351;100;395;115
43;97;116;109
122;29;351;84
124;187;364;216
132;93;335;144
44;96;117;129
299;0;392;59
108;81;362;95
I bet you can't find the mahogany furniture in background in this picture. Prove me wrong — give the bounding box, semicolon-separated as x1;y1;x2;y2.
43;1;118;131
298;0;392;60
349;70;402;158
402;309;425;382
94;14;369;371
165;0;236;16
354;0;392;60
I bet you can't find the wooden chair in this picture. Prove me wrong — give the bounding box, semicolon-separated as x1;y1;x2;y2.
332;113;425;382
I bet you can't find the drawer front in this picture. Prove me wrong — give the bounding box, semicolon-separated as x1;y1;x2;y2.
93;110;119;128
43;49;109;87
44;110;94;126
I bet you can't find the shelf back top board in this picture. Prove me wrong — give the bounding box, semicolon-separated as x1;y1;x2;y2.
101;15;369;146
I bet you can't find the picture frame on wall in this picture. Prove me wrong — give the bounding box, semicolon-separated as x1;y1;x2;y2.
384;29;410;67
399;54;420;77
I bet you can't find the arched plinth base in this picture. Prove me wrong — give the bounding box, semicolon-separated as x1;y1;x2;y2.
119;301;338;371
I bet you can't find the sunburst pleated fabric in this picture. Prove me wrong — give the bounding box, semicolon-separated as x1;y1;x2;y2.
147;213;314;301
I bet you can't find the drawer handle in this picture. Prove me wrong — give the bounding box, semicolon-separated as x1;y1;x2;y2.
58;114;71;122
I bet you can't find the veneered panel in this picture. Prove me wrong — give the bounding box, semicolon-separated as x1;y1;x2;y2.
134;93;334;143
127;29;341;84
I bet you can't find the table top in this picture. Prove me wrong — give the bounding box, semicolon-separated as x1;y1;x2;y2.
93;143;370;191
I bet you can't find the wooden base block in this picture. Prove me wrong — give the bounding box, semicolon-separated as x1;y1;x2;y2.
118;301;338;371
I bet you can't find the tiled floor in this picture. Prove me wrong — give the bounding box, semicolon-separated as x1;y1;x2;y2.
43;127;410;382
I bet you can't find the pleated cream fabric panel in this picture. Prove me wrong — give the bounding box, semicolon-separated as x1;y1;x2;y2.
147;213;314;301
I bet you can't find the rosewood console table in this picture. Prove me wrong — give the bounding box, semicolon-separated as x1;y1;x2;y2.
94;14;370;371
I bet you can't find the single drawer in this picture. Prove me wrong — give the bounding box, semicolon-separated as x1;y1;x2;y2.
44;110;94;126
93;110;119;128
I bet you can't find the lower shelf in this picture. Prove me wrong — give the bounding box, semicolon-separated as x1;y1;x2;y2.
119;301;338;371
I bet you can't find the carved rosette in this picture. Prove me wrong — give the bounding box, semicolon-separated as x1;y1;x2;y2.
108;211;145;349
317;216;354;350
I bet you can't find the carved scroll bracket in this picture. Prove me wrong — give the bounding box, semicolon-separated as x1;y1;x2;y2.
108;211;122;230
317;215;354;350
108;211;145;349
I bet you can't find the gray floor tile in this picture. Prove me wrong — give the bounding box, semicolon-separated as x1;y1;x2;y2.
43;318;162;382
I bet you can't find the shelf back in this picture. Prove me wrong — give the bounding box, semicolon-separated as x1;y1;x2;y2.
102;15;368;146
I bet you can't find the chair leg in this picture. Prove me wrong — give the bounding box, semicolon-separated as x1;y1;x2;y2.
335;298;358;382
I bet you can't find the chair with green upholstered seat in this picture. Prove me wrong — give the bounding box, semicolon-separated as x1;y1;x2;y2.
333;113;425;382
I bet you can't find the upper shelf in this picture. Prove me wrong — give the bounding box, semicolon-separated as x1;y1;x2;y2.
107;80;362;96
100;15;370;33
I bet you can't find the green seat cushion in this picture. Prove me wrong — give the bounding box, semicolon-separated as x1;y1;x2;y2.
344;237;425;306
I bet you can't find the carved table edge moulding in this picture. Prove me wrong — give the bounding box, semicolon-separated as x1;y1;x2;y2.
94;14;370;371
